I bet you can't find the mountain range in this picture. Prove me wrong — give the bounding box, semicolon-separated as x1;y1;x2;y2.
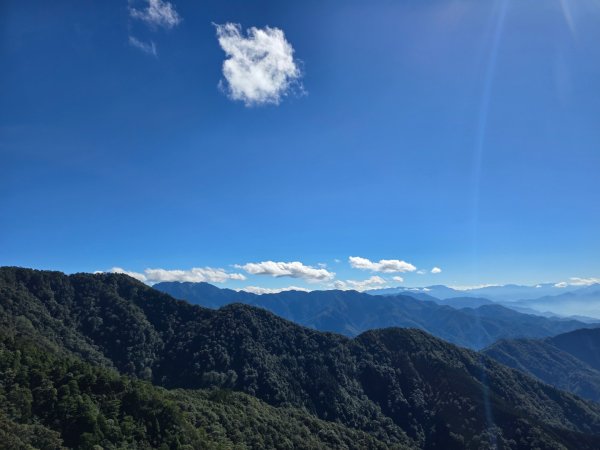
155;281;597;350
504;285;600;319
368;283;591;302
368;283;600;320
3;267;600;448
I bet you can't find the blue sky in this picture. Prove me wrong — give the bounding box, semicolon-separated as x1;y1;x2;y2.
2;0;599;292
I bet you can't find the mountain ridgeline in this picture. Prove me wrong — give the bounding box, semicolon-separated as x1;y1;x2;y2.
2;267;600;448
154;281;596;350
483;328;600;403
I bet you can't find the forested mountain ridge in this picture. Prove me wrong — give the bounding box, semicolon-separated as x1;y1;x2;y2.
549;328;600;371
483;328;600;403
0;334;395;449
483;338;600;404
155;281;595;350
3;267;600;448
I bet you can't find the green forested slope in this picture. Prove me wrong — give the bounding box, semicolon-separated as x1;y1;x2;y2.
2;267;600;449
0;335;397;449
483;333;600;403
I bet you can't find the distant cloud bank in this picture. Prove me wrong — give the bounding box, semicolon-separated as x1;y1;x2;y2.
237;261;334;282
215;23;302;106
555;277;600;288
238;285;310;295
105;266;245;284
334;276;387;291
349;256;417;273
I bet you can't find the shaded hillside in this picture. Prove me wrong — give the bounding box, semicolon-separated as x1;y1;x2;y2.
483;338;600;403
155;281;594;349
549;328;600;371
483;327;600;403
3;267;600;448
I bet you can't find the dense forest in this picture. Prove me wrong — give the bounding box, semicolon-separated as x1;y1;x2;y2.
2;267;600;449
0;334;394;449
484;328;600;403
155;281;595;349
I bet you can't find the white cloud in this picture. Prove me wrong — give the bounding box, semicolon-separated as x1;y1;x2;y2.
144;267;246;283
334;276;387;291
103;266;245;284
215;23;302;106
431;267;442;274
416;270;426;275
554;277;600;288
238;285;310;295
238;261;334;282
392;276;404;283
568;277;600;286
130;0;181;29
348;256;417;273
128;36;157;56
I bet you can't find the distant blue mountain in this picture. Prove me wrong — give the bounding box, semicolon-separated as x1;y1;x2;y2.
369;283;600;320
506;284;600;319
368;282;587;302
154;282;597;350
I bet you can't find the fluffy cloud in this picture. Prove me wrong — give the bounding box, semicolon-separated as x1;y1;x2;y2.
104;266;245;284
215;23;302;106
144;267;246;283
130;0;181;29
238;261;335;282
238;286;310;295
392;276;404;283
431;267;442;274
334;276;387;292
128;36;157;56
348;256;417;273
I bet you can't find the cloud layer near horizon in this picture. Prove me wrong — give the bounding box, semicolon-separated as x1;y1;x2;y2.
555;277;600;288
333;275;387;291
237;261;335;282
106;266;246;284
349;256;417;273
238;285;310;295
